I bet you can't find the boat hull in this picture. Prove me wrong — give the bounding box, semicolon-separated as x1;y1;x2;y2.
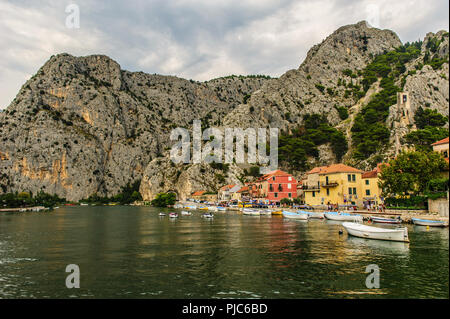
343;222;409;242
282;211;308;220
370;216;402;224
412;218;448;227
324;212;363;222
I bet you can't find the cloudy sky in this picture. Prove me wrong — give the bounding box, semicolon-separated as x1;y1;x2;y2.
0;0;448;109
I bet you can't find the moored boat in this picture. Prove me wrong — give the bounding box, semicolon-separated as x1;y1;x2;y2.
412;218;448;227
282;211;309;220
169;212;178;218
370;216;402;224
324;211;363;222
217;206;227;211
343;222;409;242
271;210;283;215
202;213;214;218
208;206;219;212
159;212;166;216
181;211;192;216
242;208;260;216
306;211;325;219
259;209;272;215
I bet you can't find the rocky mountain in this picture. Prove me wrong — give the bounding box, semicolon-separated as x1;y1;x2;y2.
0;21;448;201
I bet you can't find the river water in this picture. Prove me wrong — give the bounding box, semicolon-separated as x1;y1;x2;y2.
0;206;448;298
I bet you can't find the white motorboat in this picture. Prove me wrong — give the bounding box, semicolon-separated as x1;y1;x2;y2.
242;208;260;216
259;209;272;215
324;212;363;222
411;218;448;227
169;212;178;218
202;213;214;218
343;222;409;242
181;210;192;216
208;206;219;212
282;211;309;220
158;212;166;216
305;211;324;219
370;216;402;224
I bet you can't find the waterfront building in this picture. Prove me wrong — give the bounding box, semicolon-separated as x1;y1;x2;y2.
191;190;217;202
231;185;249;202
302;164;364;207
361;164;383;208
218;184;241;201
431;136;449;178
248;170;298;204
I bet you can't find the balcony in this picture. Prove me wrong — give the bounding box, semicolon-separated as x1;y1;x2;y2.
302;185;320;191
321;181;338;187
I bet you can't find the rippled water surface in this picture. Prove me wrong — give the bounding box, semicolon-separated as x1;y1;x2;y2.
0;206;448;298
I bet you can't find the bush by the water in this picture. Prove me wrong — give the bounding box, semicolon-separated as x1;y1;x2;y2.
151;193;177;207
0;191;65;208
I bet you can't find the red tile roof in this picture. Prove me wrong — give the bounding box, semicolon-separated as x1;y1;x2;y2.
192;191;206;196
237;186;249;193
219;184;235;191
362;170;378;178
314;164;364;175
432;137;449;146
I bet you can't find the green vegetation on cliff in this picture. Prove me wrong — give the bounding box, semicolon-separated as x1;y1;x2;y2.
279;114;347;171
351;42;423;160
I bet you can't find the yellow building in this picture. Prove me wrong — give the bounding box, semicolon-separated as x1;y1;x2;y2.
361;164;383;208
303;164;365;207
431;137;449;179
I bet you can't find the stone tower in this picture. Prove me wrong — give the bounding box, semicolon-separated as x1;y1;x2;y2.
396;92;414;126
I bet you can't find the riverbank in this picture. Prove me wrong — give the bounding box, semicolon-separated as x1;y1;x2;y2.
0;206;50;212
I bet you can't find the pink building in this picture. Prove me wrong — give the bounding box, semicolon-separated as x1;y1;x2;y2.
249;170;298;203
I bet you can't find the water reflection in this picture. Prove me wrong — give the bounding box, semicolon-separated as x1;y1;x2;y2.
0;206;448;298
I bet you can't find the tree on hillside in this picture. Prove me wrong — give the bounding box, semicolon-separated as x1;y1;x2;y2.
378;150;448;197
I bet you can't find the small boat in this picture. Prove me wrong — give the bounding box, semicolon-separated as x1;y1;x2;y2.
181;210;192;216
185;205;197;210
306;211;325;219
343;222;409;242
169;212;178;218
242;208;260;216
411;218;448;227
199;206;209;210
159;212;166;216
282;211;309;220
174;204;184;209
324;212;363;222
271;210;283;215
208;206;219;212
370;216;402;224
259;209;272;215
80;203;89;206
202;213;214;218
217;206;227;211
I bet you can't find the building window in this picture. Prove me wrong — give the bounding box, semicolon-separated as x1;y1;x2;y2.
352;174;356;182
287;184;291;189
288;176;292;181
444;151;448;158
353;187;357;195
273;177;275;181
348;174;351;182
326;189;330;196
312;191;315;197
274;192;278;198
366;190;370;196
348;187;352;195
288;193;292;198
365;180;369;185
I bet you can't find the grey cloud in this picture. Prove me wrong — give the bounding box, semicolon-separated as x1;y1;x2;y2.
0;0;448;109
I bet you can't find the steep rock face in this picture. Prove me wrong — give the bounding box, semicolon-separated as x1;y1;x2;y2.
139;158;244;201
222;21;402;131
1;22;448;202
0;54;267;201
